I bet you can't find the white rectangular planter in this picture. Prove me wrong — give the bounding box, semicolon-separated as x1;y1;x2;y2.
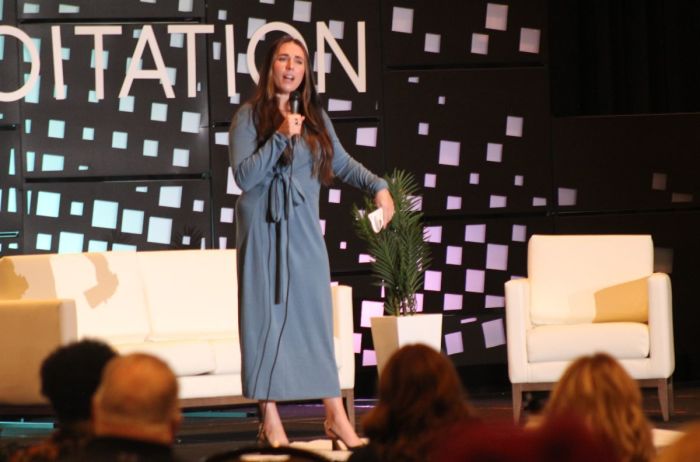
370;313;443;375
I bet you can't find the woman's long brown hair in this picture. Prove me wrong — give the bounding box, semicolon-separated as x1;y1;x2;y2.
361;344;475;462
249;35;334;186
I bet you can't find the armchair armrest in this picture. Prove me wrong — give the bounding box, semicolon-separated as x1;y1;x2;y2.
0;299;78;404
505;278;531;383
648;273;674;378
331;285;355;390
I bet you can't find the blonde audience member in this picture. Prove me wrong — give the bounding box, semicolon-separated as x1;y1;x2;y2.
544;353;655;462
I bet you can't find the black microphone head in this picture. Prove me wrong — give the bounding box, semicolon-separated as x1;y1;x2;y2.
289;91;301;114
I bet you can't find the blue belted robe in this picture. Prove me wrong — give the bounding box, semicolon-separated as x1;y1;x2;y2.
228;104;387;400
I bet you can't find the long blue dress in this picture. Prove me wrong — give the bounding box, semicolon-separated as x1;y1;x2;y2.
229;104;387;400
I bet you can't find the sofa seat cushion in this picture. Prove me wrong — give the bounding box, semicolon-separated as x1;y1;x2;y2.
114;340;220;376
179;373;243;400
527;322;649;363
210;338;241;374
137;250;238;341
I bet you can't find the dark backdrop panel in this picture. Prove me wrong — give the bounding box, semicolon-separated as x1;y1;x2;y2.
552;114;700;212
555;211;700;383
207;0;382;123
322;120;385;272
550;0;700;116
384;68;551;216
24;179;212;253
16;0;205;21
19;23;209;178
381;0;546;67
0;129;22;255
0;2;20;125
418;216;553;368
210;126;235;250
336;216;553;379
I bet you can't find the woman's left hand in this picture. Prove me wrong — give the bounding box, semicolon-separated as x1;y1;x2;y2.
374;188;395;228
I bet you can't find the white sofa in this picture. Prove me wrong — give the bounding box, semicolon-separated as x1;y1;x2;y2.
0;249;356;424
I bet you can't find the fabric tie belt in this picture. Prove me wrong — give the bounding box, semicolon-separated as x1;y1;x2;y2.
268;168;305;303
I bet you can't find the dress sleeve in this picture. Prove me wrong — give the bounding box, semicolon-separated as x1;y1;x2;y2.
325;112;388;195
228;104;290;192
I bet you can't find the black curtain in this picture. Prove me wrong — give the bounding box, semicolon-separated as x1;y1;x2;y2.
549;0;700;116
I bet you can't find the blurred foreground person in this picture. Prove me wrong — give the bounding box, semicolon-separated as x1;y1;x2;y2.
9;340;116;462
68;353;182;462
543;353;655;462
349;344;476;462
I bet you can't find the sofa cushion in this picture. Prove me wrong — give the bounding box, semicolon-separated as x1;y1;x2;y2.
137;250;238;341
114;340;218;377
593;278;648;323
528;235;653;325
210;338;241;375
178;374;243;400
527;322;649;363
49;252;151;342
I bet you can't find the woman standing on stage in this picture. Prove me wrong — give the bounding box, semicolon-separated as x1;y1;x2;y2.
228;34;394;447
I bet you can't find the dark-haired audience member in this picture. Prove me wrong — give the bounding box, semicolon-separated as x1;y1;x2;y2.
348;344;476;462
543;353;655;462
69;353;183;462
9;339;117;462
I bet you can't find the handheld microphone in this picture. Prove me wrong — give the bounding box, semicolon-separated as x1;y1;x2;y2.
289;91;301;115
289;91;301;149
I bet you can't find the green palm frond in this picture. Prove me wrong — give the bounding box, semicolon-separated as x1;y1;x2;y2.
352;169;431;316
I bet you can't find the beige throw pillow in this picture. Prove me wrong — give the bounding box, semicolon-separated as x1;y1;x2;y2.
593;277;648;323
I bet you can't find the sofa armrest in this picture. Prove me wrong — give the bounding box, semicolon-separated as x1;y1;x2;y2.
0;299;78;404
331;285;355;390
505;278;532;384
648;273;674;378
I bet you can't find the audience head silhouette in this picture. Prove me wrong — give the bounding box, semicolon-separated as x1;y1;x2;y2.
356;344;474;462
544;352;654;462
92;353;181;445
41;339;116;424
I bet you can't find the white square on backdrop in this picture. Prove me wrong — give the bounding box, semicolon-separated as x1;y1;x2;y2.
465;269;485;293
391;7;414;33
486;243;508;270
438;140;460;166
471;33;489;55
485;3;508;31
356;127;377;147
520;28;541;54
506;115;524;137
424;33;441;53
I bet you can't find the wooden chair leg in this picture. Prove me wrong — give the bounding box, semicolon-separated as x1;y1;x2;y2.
668;377;675;415
657;378;670;422
512;384;523;423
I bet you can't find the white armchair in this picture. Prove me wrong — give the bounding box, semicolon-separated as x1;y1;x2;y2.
505;234;674;422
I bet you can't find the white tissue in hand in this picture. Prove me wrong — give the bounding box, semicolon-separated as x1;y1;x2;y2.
368;208;384;233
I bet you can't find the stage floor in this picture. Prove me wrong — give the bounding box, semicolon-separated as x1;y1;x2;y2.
1;382;699;461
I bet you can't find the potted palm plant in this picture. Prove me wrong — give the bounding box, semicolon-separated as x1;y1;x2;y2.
352;169;441;374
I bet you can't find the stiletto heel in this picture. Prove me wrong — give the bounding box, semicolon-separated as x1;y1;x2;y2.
324;421;358;451
257;423;270;447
